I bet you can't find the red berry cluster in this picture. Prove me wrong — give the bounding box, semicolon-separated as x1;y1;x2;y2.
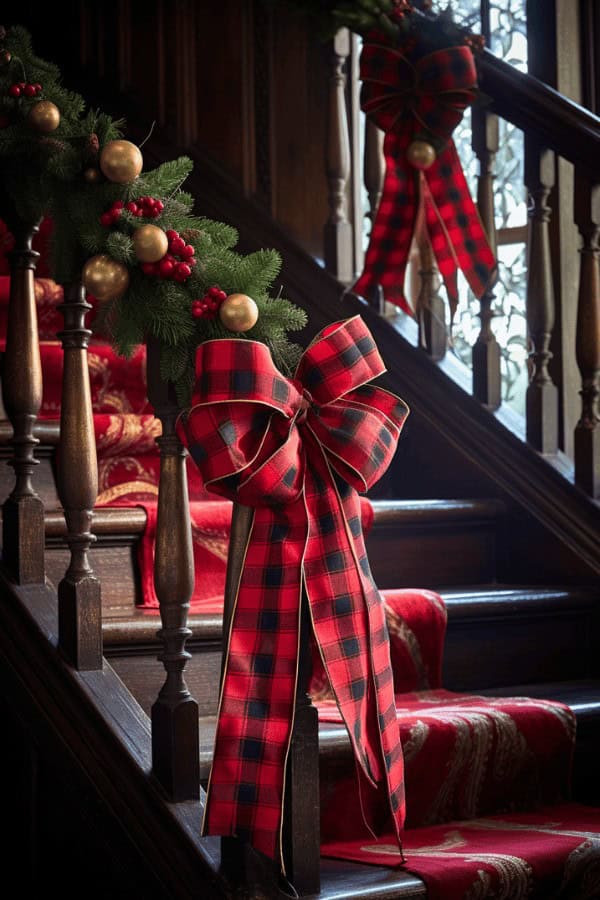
8;81;42;98
191;286;227;320
100;196;166;227
140;229;196;283
100;200;125;227
125;196;165;219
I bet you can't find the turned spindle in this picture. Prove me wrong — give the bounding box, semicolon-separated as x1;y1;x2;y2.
282;594;321;896
417;232;446;362
57;282;102;670
472;107;502;410
2;215;45;584
324;28;354;284
524;139;559;454
574;172;600;497
146;339;199;801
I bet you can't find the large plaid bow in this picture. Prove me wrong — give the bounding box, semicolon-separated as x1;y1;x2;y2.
178;317;409;867
354;42;496;318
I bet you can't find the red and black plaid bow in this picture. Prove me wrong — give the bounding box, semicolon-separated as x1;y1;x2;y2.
178;317;409;867
354;41;496;318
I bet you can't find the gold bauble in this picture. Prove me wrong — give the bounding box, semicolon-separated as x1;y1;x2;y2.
99;139;143;184
28;100;60;133
218;293;259;333
83;166;102;183
406;140;436;170
82;254;130;301
132;224;169;263
0;49;11;66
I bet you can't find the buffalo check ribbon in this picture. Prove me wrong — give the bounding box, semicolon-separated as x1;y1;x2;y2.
354;41;497;318
177;317;409;867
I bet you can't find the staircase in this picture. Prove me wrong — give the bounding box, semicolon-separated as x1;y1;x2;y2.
1;2;600;897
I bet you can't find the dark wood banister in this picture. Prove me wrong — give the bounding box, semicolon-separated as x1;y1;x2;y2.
478;49;600;176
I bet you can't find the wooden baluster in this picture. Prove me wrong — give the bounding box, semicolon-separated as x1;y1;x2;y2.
2;216;45;584
363;120;388;312
524;140;559;453
282;594;320;896
574;172;600;497
364;119;384;227
57;282;102;670
417;224;446;361
146;339;199;801
324;28;354;284
472;108;502;410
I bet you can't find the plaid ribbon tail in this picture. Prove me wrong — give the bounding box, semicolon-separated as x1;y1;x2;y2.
354;132;417;314
424;140;496;306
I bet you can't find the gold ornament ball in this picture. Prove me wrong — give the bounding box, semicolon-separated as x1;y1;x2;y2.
82;254;130;302
219;293;259;333
132;224;169;263
0;49;11;66
406;140;436;170
83;166;102;184
28;100;60;133
99;139;143;184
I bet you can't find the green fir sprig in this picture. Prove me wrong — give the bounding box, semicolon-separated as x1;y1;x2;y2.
0;26;307;406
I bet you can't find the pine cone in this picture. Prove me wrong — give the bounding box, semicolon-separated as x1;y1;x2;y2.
181;228;201;242
40;137;68;152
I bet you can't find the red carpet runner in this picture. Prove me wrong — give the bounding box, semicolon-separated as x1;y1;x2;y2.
323;804;600;899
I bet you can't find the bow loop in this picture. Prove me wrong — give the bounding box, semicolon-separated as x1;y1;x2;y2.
361;43;477;140
295;317;387;407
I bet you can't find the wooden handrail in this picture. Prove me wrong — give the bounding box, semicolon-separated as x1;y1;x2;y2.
478;49;600;176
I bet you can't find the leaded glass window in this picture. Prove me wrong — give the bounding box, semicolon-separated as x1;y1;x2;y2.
423;1;529;413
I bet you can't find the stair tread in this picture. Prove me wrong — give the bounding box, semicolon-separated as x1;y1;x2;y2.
102;584;596;643
369;497;505;525
197;679;600;769
316;858;426;898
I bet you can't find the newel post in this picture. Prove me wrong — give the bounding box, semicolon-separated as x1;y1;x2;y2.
2;215;45;583
57;282;102;670
146;339;199;801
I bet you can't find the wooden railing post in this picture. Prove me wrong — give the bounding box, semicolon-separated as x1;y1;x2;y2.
57;282;102;670
417;234;446;362
1;215;45;584
364;119;384;227
282;595;320;896
574;172;600;497
146;339;199;801
472;108;502;410
524;139;559;454
324;28;354;284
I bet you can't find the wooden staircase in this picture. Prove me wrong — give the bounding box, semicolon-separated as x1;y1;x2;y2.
1;2;600;896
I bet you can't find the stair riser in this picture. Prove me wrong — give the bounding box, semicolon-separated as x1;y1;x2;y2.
108;645;222;717
46;543;141;615
367;522;497;588
443;608;598;691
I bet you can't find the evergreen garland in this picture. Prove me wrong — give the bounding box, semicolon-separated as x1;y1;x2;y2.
0;26;307;405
